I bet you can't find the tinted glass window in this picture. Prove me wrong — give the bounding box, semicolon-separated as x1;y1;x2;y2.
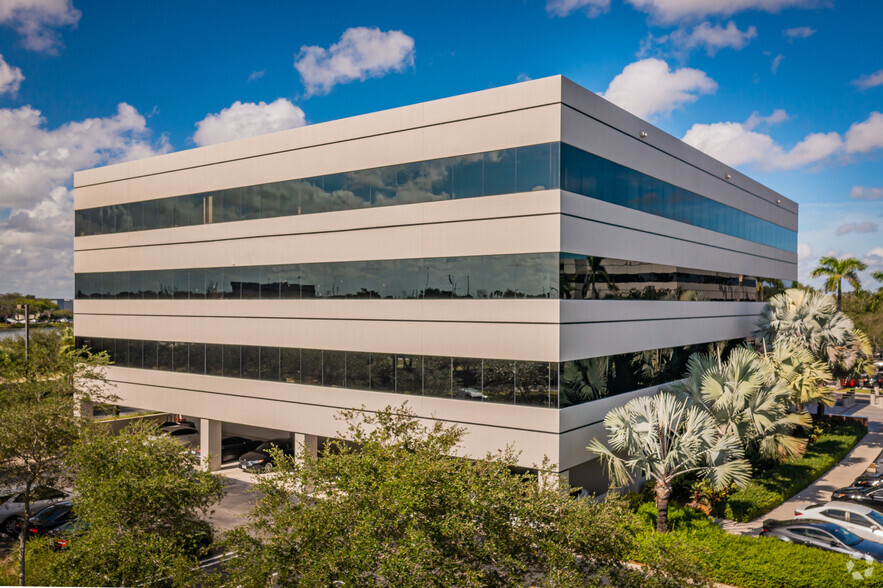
188;343;205;375
223;345;241;378
371;354;395;393
142;340;158;370
452;154;483;199
301;349;322;386
424;356;451;398
173;342;188;372
280;348;300;383
241;345;260;379
157;341;173;371
346;352;370;390
825;510;848;522
205;344;223;376
323;350;345;388
396;355;422;395
260;347;280;382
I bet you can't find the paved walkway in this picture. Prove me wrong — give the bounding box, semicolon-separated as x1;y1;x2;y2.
721;393;883;536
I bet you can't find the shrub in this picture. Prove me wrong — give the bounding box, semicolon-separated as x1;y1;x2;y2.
721;418;866;522
633;505;883;588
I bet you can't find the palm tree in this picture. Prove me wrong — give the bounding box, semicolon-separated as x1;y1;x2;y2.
811;256;867;311
874;271;883;286
587;392;750;533
559;357;609;407
758;339;833;412
580;256;618;300
669;347;811;462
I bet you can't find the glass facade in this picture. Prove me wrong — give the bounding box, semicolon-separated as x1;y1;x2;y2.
75;142;796;253
75;143;559;236
559;143;796;252
76;337;745;409
75;253;789;302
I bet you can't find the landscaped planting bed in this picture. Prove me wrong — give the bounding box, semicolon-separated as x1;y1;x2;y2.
721;417;867;522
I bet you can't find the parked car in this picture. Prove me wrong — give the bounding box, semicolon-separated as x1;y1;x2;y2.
854;471;883;489
162;425;200;449
794;502;883;542
47;519;89;550
457;387;487;401
761;519;883;561
16;501;75;536
238;438;295;471
158;418;196;432
832;485;883;508
0;486;73;536
190;436;262;463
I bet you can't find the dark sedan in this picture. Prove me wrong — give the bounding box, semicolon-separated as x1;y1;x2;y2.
17;501;74;536
238;438;295;471
854;472;883;489
190;436;262;463
832;486;883;508
47;519;88;550
761;519;883;561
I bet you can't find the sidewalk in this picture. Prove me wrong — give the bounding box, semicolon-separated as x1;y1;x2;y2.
722;393;883;536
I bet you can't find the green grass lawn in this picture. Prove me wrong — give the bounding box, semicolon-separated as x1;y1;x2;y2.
633;504;883;588
720;417;867;522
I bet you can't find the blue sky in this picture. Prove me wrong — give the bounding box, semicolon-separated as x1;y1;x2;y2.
0;0;880;297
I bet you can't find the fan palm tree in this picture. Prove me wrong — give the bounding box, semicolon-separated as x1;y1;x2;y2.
669;347;811;462
758;339;833;412
559;357;609;407
811;256;867;311
587;392;750;533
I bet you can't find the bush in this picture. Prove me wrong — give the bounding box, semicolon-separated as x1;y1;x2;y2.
721;418;866;522
633;505;883;588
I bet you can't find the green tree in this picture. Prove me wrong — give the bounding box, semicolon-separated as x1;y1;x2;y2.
46;422;225;587
669;347;811;463
759;339;833;411
588;392;750;533
810;256;867;311
223;404;707;586
0;331;110;586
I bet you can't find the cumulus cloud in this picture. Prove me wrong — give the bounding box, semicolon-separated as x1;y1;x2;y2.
192;98;306;147
851;186;883;201
639;21;756;57
744;108;789;130
0;0;80;53
294;27;415;96
625;0;821;23
797;242;816;261
0;54;25;95
0;102;167;296
783;26;815;40
601;58;717;119
682;111;883;171
770;54;784;74
546;0;611;17
854;69;883;91
864;247;883;271
837;222;878;236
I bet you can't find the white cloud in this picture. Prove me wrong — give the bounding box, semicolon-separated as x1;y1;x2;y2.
770;54;784;74
601;58;717;119
546;0;611;17
683;111;883;171
0;102;167;296
248;70;265;82
0;54;24;95
836;222;878;236
625;0;821;23
783;26;815;40
192;98;306;147
517;73;531;82
844;112;883;153
744;108;789;130
797;242;816;260
294;27;415;96
851;186;883;201
639;21;756;57
854;70;883;90
864;247;883;270
0;0;80;53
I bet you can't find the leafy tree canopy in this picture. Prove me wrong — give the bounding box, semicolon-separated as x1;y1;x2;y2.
223;404;707;587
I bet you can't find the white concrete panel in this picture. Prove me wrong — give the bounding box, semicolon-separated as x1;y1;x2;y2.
76;76;564;189
559;314;759;361
75;106;561;209
560;196;797;280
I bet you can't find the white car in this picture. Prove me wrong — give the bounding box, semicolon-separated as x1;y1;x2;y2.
0;486;73;536
795;501;883;543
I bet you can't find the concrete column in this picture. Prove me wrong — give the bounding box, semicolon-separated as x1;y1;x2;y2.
200;419;222;471
293;433;319;460
74;399;94;419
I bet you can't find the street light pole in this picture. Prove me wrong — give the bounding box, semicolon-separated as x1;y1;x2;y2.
24;303;29;365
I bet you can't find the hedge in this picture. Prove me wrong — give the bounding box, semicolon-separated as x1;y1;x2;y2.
634;504;883;588
721;418;867;522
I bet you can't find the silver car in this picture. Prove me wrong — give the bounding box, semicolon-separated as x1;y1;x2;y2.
0;486;73;536
795;501;883;543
